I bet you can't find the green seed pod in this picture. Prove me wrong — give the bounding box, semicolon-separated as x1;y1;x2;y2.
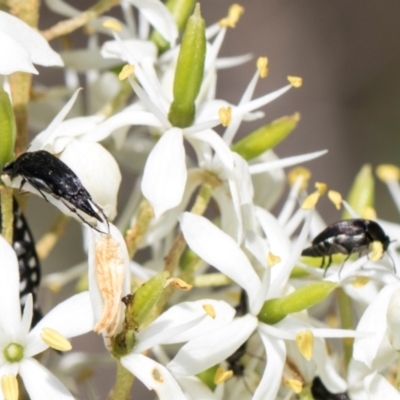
0;87;16;169
232;113;300;161
151;0;196;53
168;3;206;128
258;282;337;325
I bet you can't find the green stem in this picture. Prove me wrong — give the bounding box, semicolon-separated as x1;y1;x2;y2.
299;384;314;400
0;187;13;244
337;288;353;368
395;352;400;391
107;360;135;400
97;79;132;119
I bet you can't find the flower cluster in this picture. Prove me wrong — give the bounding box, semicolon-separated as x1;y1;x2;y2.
0;1;400;400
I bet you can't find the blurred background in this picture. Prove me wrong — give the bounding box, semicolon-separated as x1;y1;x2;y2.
24;0;400;397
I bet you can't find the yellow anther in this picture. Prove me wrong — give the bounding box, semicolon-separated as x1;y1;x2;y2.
352;276;370;288
219;4;244;28
301;191;320;210
218;106;232;127
167;277;192;291
267;252;281;267
284;379;303;394
362;206;377;220
102;20;122;32
288;167;311;190
41;328;72;352
328;190;342;210
119;64;135;81
287;76;303;88
48;283;62;293
293;112;301;122
1;375;18;400
257;57;268;78
315;182;327;196
376;164;400;183
214;367;233;384
203;304;216;318
295;330;314;361
370;241;384;262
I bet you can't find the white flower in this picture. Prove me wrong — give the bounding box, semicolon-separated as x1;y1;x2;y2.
0;235;94;399
0;11;62;75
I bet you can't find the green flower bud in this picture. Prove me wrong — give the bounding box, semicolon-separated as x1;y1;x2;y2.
168;3;206;128
151;0;196;53
197;365;219;391
258;282;337;325
0;87;16;169
342;164;374;219
231;113;300;161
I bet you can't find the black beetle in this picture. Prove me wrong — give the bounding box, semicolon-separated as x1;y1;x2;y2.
2;150;108;232
302;219;390;273
0;198;42;326
311;377;350;400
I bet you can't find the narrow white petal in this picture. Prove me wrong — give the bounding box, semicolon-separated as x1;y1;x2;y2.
0;11;63;67
364;372;400;399
142;129;187;219
121;354;186;400
176;376;221;400
0;236;21;335
44;0;80;17
129;0;178;46
26;292;94;358
253;332;285;400
216;54;253;69
0;32;37;74
180;213;261;308
249;150;328;175
60;49;121;72
168;315;257;376
19;294;33;339
20;359;74;400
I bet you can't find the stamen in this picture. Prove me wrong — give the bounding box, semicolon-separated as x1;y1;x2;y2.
370;241;384;261
287;76;303;88
41;328;72;351
295;330;314;360
328;190;342;210
214;367;233;384
301;192;320;210
257;57;268;78
102;20;122;32
1;375;18;400
288;167;311;190
284;379;303;393
315;182;327;196
203;304;216;318
218;106;232;127
267;252;281;267
219;4;245;28
119;64;135;81
376;164;400;183
352;276;370;287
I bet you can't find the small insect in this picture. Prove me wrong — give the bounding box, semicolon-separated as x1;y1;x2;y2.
302;219;390;274
311;377;350;400
0;198;42;326
2;150;108;232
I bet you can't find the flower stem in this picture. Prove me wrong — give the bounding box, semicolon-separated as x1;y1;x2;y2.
107;360;135;400
42;0;121;41
337;288;354;368
395;352;400;391
0;186;13;244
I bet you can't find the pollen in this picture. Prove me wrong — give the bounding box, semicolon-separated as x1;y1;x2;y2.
1;375;18;400
315;182;327;195
102;20;122;32
219;4;245;28
328;190;342;210
167;277;192;291
284;379;303;394
362;206;377;220
257;57;268;78
295;330;314;360
41;328;72;351
218;106;232;127
267;251;281;267
370;241;384;261
288;167;311;190
376;164;400;183
203;304;216;318
119;64;135;81
287;76;303;88
352;276;370;288
152;368;164;383
214;367;233;384
301;191;320;210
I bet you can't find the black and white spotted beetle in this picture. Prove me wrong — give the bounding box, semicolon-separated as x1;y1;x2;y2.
2;150;108;232
0;198;42;326
302;219;390;273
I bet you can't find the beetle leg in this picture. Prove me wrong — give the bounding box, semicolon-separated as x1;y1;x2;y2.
338;253;351;278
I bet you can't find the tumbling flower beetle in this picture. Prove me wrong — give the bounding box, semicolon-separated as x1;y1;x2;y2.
2;150;108;232
0;198;42;326
302;219;391;273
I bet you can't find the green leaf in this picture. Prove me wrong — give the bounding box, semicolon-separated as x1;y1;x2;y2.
0;87;16;169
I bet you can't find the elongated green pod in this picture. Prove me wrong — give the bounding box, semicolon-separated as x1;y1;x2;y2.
0;87;16;169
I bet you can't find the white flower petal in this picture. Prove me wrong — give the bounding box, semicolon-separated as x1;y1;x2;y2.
101;38;158;63
45;0;80;17
142;128;187;219
121;354;186;400
180;213;261;309
0;236;21;335
60;49;121;72
20;358;74;400
176;376;221;400
364;371;400;399
216;54;253;69
19;294;33;339
168;315;257;376
0;11;63;67
26;292;94;358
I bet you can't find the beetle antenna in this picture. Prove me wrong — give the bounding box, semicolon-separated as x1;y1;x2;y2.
387;250;396;273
